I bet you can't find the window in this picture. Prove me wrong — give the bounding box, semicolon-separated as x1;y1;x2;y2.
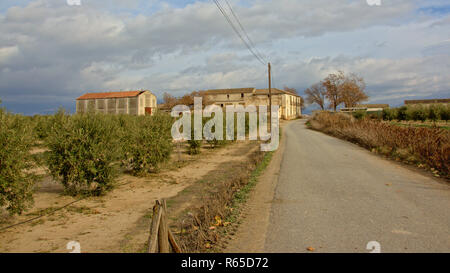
227;94;230;99
241;93;244;98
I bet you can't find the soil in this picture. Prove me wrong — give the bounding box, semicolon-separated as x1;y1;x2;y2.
0;141;257;253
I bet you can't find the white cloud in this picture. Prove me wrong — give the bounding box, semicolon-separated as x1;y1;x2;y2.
0;0;448;113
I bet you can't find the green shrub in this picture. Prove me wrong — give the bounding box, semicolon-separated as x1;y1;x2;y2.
437;105;450;121
382;108;395;121
121;113;173;175
352;110;366;120
187;126;202;155
0;107;35;215
396;106;407;121
32;114;53;140
45;111;122;196
406;106;427;122
428;105;438;122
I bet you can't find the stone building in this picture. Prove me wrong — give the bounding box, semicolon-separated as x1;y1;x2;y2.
76;90;157;115
203;87;301;120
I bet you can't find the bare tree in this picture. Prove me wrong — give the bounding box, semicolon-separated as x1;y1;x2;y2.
283;86;299;95
322;71;346;111
340;73;368;107
163;92;177;109
304;83;327;110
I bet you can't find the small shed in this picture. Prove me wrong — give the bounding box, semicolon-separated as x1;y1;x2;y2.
76;90;157;115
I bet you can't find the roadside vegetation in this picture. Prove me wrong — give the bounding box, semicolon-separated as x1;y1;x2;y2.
171;149;273;252
307;112;450;179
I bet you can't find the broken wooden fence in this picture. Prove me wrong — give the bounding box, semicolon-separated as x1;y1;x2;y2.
147;199;182;253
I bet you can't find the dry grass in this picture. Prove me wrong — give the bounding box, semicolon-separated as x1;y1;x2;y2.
308;112;450;179
172;150;266;252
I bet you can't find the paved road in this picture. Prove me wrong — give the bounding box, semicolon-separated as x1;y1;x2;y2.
264;120;450;253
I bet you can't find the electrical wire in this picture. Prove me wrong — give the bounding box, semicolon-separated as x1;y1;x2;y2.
223;0;267;63
212;0;266;65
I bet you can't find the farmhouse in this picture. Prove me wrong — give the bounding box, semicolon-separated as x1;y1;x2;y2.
203;87;301;120
76;90;157;115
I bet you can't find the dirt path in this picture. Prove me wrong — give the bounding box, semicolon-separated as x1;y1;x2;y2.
0;142;255;253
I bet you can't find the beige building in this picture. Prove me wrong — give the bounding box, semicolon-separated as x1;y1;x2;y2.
76;90;157;115
203;87;302;120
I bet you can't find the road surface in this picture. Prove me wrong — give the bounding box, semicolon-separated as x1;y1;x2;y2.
264;120;450;253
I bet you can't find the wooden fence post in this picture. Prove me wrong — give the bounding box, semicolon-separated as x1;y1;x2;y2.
148;200;162;253
158;199;170;253
148;199;182;253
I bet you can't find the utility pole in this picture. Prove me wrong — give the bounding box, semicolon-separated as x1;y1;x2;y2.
268;62;272;127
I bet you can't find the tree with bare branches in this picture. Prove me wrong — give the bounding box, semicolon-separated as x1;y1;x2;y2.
304;83;327;110
340;73;368;108
283;86;298;95
322;71;346;111
163;92;177;109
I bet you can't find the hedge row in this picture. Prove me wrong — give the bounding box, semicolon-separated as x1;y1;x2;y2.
382;105;450;122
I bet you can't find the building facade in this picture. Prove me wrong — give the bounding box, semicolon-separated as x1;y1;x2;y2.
203;88;301;120
76;90;157;115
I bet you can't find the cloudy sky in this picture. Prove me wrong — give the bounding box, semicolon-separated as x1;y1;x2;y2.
0;0;449;114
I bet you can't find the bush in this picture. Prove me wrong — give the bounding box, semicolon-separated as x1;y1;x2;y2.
0;107;35;215
352;110;366;120
428;105;439;122
32;114;53;141
121;113;173;175
396;106;407;121
46;111;122;196
437;105;450;121
406;106;427;122
382;108;395;121
187;127;202;155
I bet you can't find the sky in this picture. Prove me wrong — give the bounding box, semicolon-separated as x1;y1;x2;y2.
0;0;449;115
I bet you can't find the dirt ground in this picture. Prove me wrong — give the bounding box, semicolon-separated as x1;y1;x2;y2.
0;141;258;253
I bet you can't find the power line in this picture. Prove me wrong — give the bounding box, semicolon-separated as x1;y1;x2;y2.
223;0;267;63
212;0;266;65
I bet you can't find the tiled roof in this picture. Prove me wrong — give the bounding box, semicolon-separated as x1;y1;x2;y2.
203;88;255;95
255;88;300;97
77;91;146;100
